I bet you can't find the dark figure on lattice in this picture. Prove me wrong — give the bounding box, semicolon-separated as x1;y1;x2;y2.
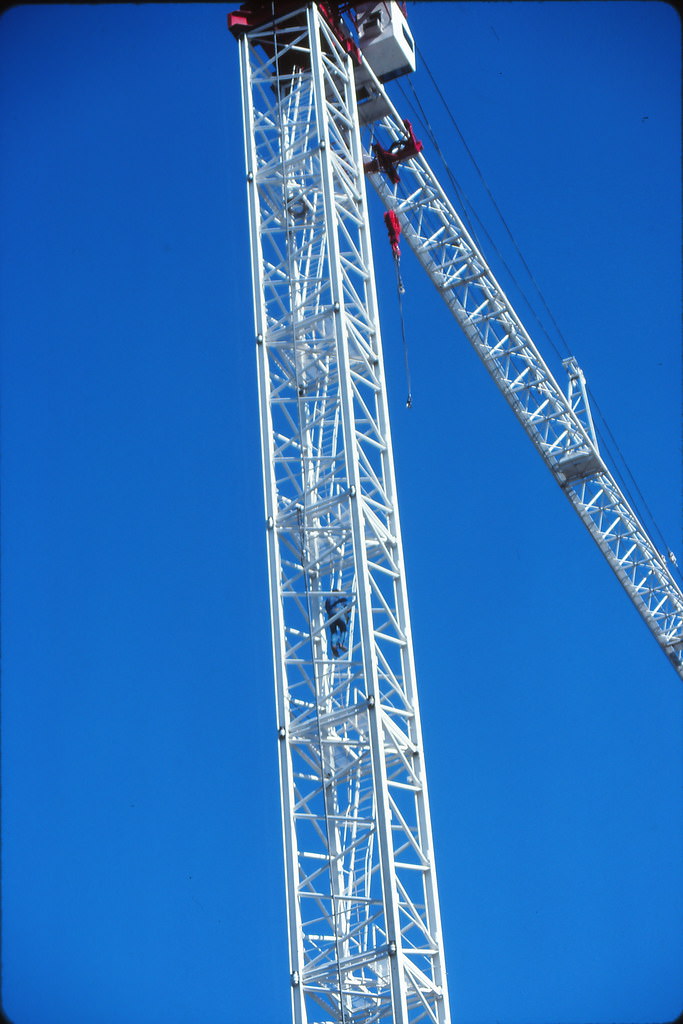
325;592;350;657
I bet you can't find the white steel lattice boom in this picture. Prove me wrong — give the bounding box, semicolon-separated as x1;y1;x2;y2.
355;71;683;680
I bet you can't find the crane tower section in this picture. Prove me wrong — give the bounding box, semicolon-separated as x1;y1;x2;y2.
233;5;450;1023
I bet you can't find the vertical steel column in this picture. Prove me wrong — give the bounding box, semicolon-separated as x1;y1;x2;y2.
237;6;451;1021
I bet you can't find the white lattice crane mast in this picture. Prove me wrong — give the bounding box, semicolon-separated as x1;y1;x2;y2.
229;3;683;1023
231;4;451;1023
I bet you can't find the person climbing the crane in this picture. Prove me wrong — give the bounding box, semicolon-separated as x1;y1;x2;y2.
325;590;350;657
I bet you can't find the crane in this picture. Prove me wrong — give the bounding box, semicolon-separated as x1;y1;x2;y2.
228;3;682;1022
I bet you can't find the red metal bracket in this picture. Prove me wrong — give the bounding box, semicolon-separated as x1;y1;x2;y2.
227;2;291;38
319;3;362;64
364;120;423;185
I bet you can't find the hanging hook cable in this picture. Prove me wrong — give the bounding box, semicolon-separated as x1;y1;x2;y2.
384;210;413;408
396;261;413;409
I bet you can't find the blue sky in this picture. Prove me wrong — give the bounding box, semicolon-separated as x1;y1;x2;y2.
1;3;681;1023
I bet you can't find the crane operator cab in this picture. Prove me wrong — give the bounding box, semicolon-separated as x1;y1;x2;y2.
354;3;416;124
355;2;416;83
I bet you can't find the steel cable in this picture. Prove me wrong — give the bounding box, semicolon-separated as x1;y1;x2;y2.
396;48;680;570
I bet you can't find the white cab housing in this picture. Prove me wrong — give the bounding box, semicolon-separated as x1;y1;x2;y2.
356;2;416;82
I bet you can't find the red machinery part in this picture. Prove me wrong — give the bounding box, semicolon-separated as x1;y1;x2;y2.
384;209;401;258
228;1;361;63
363;120;423;184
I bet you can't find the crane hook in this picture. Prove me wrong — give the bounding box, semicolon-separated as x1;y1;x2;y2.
384;210;412;407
